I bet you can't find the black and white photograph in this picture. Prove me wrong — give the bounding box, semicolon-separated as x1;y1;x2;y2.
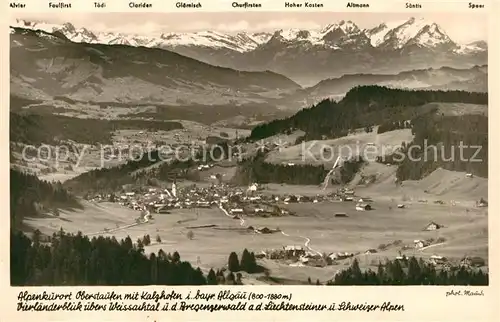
9;12;488;287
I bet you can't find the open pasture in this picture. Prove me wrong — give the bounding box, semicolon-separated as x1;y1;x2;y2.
24;189;487;283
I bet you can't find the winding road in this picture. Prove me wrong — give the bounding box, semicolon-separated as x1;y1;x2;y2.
419;242;446;252
86;210;150;236
218;203;245;226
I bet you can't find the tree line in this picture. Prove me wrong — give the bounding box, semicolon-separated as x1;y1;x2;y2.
377;120;412;134
233;152;365;186
395;113;488;180
232;152;328;185
12;228;487;286
11;228;269;286
65;145;233;195
327;257;488;285
11;229;207;286
249;86;487;141
10;169;81;229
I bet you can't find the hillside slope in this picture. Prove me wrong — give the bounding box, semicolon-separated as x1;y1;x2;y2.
10;27;301;107
249;86;488;141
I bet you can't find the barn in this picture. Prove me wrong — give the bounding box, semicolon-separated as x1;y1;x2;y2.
355;203;372;211
423;221;443;231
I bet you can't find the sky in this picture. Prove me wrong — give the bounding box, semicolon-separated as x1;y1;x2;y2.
10;12;488;44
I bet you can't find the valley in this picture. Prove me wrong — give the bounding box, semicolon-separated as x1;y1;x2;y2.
9;15;489;286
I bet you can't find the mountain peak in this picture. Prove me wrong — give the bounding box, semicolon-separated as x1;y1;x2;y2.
10;17;485;57
322;20;361;35
373;17;454;49
61;22;76;33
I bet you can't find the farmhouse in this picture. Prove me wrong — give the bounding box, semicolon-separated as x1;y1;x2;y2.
423;221;443;231
414;239;429;249
477;198;488;207
355;203;372;211
397;204;405;209
460;256;485;267
466;173;473;178
358;197;373;203
283;245;306;257
429;255;447;265
329;252;354;260
256;227;279;234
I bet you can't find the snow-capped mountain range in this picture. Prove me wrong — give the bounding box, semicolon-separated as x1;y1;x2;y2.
12;17;485;53
11;17;487;85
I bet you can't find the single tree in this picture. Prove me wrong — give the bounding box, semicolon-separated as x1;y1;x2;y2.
172;251;180;263
207;269;217;285
240;249;252;272
228;252;240;272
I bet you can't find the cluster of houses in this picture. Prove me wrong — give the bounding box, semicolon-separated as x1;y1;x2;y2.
393;254;486;270
257;246;356;268
326;187;381;212
85;181;329;218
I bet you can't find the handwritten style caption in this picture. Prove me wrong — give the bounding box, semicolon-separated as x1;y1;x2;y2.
17;290;405;312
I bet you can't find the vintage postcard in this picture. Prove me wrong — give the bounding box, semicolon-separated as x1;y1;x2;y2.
2;1;498;321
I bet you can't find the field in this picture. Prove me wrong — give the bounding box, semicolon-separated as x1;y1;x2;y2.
24;166;488;284
265;128;414;166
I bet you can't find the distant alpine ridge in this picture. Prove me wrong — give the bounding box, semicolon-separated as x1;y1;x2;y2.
12;17;487;85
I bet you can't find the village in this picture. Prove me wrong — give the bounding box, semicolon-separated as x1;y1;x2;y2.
83;171;486;273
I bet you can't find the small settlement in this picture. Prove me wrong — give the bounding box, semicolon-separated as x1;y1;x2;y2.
83;172;485;271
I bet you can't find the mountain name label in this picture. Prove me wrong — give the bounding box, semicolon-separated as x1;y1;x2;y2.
346;2;369;8
232;2;262;8
468;3;485;9
129;2;153;8
405;3;422;8
284;2;324;8
176;2;202;8
9;2;26;8
48;2;71;8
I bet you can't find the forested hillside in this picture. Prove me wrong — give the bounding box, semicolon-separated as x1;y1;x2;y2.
395;114;488;180
11;230;208;286
10;169;81;229
233;152;365;186
63;150;169;194
249;86;487;141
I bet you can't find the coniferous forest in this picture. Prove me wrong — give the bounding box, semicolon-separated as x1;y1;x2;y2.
11;230;208;286
10;169;82;229
249;86;487;141
11;228;488;286
395;113;488;180
326;258;488;286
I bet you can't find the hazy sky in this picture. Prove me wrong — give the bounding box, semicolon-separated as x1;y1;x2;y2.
11;12;488;44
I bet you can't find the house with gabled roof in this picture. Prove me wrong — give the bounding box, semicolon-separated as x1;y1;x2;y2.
423;221;443;231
